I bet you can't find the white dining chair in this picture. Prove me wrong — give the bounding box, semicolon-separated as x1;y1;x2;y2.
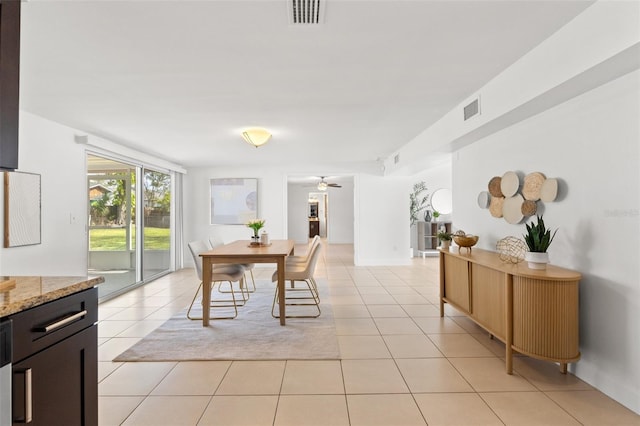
209;235;256;292
187;240;247;320
286;235;320;266
271;240;322;318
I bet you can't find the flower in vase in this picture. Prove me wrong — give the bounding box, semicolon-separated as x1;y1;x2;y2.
246;219;265;237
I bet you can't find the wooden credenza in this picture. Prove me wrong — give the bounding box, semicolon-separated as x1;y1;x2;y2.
439;248;581;374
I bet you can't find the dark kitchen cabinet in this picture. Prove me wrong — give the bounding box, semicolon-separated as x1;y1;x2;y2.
12;327;97;426
309;220;319;238
0;0;21;170
11;288;98;426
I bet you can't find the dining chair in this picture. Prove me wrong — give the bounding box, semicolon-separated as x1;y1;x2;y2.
286;235;320;266
187;240;247;320
271;240;322;318
209;235;257;293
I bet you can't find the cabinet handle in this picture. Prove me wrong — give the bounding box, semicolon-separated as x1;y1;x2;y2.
14;368;33;423
36;310;88;333
25;368;32;423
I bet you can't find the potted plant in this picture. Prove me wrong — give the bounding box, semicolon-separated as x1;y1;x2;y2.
246;219;265;245
409;181;429;257
409;181;429;226
432;210;440;222
523;215;557;269
437;230;453;250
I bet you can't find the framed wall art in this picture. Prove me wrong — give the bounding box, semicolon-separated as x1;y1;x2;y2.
210;178;258;225
4;171;42;247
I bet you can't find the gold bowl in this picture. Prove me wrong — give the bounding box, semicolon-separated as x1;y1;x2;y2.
453;235;479;252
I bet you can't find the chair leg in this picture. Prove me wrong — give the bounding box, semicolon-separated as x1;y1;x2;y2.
237;276;250;302
309;277;320;302
218;277;249;305
208;281;239;320
272;279;321;319
187;281;204;320
245;269;256;292
187;281;240;320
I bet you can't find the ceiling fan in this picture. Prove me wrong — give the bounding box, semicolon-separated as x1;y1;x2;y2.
316;176;341;191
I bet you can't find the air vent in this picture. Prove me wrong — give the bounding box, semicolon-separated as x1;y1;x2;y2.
289;0;324;24
464;97;480;121
394;154;400;164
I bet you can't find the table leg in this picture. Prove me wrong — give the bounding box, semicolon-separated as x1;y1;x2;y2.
202;257;211;327
277;257;286;325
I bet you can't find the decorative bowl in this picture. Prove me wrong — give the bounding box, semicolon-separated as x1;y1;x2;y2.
453;235;479;252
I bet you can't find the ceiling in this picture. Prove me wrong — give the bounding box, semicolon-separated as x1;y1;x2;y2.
19;0;593;170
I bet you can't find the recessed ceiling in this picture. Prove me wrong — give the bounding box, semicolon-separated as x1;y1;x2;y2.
19;0;593;169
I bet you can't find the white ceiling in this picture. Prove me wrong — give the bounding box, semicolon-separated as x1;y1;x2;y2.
19;0;593;170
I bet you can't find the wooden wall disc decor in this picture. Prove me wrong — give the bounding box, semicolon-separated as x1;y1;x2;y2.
503;193;524;224
488;176;503;197
489;196;504;218
477;191;490;209
500;171;519;197
540;178;558;202
521;199;537;216
523;172;545;201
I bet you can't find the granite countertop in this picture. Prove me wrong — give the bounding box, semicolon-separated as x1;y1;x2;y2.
0;275;104;317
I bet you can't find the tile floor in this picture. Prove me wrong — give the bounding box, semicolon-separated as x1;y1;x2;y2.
97;243;640;426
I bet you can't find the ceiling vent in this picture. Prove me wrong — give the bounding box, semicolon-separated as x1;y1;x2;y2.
464;96;481;121
289;0;324;24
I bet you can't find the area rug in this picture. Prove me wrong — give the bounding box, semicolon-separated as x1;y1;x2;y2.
114;280;340;361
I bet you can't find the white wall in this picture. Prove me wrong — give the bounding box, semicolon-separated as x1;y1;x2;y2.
386;0;640;176
383;3;640;411
326;180;354;244
186;168;404;267
454;70;639;413
355;174;410;266
184;167;287;265
0;112;89;275
287;183;311;244
411;159;453;222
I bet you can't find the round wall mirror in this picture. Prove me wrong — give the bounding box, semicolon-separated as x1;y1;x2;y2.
431;188;452;214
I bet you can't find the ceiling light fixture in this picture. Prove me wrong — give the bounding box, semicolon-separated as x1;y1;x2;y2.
317;180;328;191
241;128;272;148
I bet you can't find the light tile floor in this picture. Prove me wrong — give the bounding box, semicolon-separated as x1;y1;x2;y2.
97;243;640;426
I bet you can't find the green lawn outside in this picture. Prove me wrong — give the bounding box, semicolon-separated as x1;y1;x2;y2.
89;227;170;251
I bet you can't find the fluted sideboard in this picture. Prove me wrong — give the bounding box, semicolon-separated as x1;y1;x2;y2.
439;248;581;374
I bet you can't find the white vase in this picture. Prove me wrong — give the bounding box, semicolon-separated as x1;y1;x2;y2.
524;252;549;269
441;240;451;250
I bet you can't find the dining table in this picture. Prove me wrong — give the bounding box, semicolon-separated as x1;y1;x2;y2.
199;239;295;326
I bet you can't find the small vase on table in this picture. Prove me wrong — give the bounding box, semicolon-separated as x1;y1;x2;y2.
246;219;266;246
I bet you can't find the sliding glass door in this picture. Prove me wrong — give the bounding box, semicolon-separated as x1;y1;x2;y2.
88;155;173;300
142;168;171;281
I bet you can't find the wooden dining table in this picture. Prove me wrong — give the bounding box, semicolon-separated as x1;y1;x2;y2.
199;239;295;326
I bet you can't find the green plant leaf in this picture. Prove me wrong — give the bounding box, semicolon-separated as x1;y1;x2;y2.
523;215;557;252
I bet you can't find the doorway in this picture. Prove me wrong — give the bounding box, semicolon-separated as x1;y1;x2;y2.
308;192;328;238
286;176;354;245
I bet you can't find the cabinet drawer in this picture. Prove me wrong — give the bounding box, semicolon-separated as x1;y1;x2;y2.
12;325;97;426
10;288;98;363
